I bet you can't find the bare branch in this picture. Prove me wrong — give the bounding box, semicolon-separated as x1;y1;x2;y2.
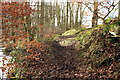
83;2;93;12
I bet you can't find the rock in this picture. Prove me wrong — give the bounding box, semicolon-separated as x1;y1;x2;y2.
55;36;79;47
54;29;80;47
62;29;79;36
59;38;79;47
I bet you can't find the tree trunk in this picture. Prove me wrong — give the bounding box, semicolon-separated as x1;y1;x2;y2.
69;4;74;29
66;2;69;29
40;1;44;38
92;0;98;27
79;3;83;28
118;1;120;19
75;4;80;29
118;1;120;35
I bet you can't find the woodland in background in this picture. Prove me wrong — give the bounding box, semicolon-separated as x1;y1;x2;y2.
1;1;120;79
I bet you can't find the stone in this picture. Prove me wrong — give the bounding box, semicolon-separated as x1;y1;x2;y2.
62;29;79;36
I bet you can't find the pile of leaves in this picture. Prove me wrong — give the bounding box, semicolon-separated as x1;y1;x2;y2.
11;41;48;78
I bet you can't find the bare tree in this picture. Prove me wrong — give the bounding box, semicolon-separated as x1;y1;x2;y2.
84;1;118;27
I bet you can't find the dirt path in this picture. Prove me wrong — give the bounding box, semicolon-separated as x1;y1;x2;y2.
23;38;120;79
50;42;80;77
29;41;83;78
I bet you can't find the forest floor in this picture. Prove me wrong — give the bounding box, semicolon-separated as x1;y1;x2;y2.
29;39;119;79
30;40;82;78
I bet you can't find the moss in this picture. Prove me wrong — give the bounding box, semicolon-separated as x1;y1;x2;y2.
10;50;18;56
52;34;61;40
62;29;80;36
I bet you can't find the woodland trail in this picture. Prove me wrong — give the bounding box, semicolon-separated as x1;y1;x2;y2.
39;39;120;79
49;41;81;78
32;40;83;78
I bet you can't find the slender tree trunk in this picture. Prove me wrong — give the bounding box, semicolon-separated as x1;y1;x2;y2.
50;1;53;20
118;1;120;19
40;0;44;38
75;4;80;28
118;0;120;34
92;0;98;27
61;5;65;30
56;3;61;27
66;2;69;29
26;2;33;41
53;1;56;27
79;3;83;28
69;4;74;29
36;1;40;40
